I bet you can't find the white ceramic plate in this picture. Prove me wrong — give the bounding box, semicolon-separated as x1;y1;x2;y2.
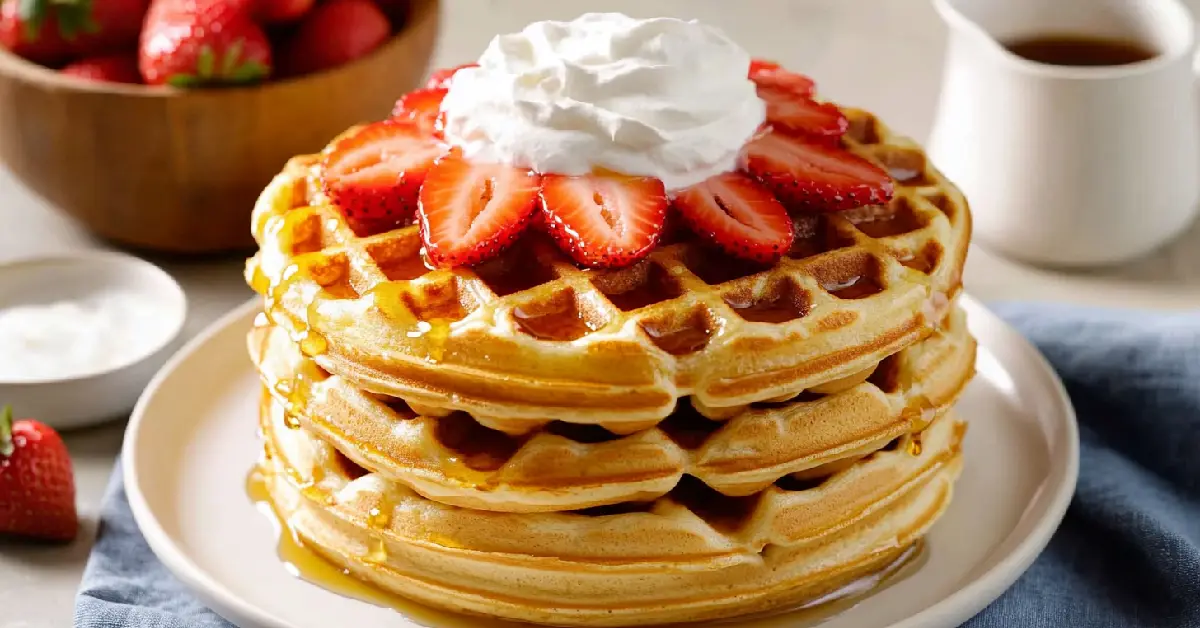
124;295;1078;628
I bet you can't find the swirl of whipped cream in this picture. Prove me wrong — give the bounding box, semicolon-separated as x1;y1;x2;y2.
438;13;766;191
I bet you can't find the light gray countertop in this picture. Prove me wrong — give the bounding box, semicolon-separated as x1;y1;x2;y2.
1;1;1197;626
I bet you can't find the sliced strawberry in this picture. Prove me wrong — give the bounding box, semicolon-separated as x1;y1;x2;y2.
742;129;893;212
673;173;794;263
390;87;446;134
425;62;477;89
749;58;815;97
540;174;668;269
758;86;847;140
321;120;446;236
418;152;542;267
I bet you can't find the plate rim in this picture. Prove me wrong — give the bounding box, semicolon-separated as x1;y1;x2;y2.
123;293;1079;628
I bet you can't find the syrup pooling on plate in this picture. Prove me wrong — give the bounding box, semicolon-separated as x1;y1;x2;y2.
244;466;514;628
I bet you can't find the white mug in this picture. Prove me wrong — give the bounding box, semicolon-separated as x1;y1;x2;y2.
928;0;1200;267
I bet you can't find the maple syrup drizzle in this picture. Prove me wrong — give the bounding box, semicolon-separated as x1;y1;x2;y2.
298;330;329;357
600;264;683;311
379;255;435;282
824;274;883;300
643;323;712;355
367;281;458;363
512;304;596;341
907;433;924;457
852;204;925;239
724;288;811;324
245;466;515;627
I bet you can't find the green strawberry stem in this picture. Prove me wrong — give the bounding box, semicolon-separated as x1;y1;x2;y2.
166;42;271;88
0;405;13;458
16;0;98;41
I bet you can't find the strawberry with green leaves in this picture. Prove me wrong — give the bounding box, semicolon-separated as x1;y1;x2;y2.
0;0;150;64
0;406;77;543
139;0;272;87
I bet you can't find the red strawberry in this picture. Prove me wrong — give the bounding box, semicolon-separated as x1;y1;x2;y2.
758;86;847;140
61;53;142;83
254;0;314;23
540;173;668;269
389;87;445;133
742;129;893;212
673;172;794;263
0;0;149;65
418;152;542;267
321;120;445;236
424;62;476;89
0;3;73;64
371;0;408;26
283;0;390;76
749;58;815;97
139;0;272;87
0;407;77;543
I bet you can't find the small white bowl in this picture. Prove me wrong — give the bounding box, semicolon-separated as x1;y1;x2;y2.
0;252;187;430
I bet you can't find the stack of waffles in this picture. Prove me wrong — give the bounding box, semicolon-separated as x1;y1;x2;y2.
245;101;976;625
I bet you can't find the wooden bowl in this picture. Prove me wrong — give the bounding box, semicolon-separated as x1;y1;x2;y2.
0;0;440;254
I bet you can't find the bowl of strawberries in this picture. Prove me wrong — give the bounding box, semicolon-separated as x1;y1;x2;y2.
0;0;439;253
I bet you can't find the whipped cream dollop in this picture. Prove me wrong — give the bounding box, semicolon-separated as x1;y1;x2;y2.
438;13;766;191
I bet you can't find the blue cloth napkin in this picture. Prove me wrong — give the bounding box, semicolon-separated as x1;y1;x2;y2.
73;303;1200;628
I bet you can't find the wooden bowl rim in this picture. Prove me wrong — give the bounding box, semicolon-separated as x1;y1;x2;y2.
0;0;441;99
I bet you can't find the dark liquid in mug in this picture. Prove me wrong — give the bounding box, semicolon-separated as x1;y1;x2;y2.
1004;34;1157;66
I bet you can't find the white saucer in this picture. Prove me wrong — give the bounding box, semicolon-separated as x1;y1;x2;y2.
123;295;1078;628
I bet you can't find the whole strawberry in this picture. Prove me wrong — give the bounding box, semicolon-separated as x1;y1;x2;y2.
282;0;390;77
0;406;78;543
139;0;272;86
253;0;314;23
0;0;150;65
62;53;142;83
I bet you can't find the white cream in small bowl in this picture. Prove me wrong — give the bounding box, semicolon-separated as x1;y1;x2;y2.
0;252;187;430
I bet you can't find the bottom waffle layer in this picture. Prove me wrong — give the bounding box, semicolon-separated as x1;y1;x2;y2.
255;390;966;626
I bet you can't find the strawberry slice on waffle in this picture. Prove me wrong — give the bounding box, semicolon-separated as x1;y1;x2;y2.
540;173;669;269
390;88;447;135
418;152;543;267
673;172;795;263
757;86;848;141
749;58;816;97
425;63;478;89
321;120;446;236
742;129;893;212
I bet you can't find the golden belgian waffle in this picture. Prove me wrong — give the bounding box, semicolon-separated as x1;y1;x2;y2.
244;107;972;434
249;305;975;512
256;389;965;626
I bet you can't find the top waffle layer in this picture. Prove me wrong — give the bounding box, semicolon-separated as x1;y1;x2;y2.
246;107;971;428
